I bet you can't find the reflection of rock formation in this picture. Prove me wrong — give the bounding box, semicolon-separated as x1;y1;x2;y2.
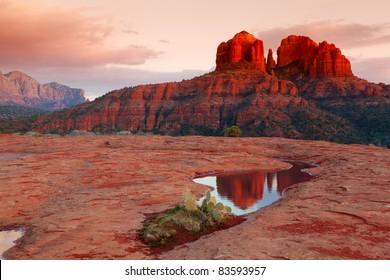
215;163;312;210
217;172;266;209
267;172;278;193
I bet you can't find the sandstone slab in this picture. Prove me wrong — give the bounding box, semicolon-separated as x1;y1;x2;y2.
0;135;389;259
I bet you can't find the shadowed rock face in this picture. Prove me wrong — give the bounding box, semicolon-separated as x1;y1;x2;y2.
0;70;86;111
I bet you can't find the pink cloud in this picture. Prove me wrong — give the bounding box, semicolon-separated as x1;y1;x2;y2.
256;21;390;51
159;39;170;44
0;2;159;69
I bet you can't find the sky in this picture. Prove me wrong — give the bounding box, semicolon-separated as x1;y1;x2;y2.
1;0;390;100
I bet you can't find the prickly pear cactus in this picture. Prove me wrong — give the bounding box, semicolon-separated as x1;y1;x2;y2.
224;205;232;213
207;201;215;212
201;199;208;212
211;209;222;223
183;190;198;212
215;202;224;211
205;190;211;201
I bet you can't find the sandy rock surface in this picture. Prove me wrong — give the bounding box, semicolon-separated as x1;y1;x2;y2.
0;135;389;259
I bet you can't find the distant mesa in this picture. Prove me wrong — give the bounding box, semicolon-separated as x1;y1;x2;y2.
0;70;86;111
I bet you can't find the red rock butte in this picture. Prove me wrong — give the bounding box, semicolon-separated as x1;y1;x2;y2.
216;32;354;78
216;31;266;71
276;35;354;78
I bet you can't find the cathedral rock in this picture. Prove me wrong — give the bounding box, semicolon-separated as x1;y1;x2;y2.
25;31;388;145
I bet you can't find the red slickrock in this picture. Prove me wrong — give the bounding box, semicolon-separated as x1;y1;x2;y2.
1;135;389;259
216;31;266;71
276;35;353;78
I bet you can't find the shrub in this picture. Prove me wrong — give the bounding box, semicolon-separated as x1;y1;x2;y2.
224;125;242;137
140;190;234;247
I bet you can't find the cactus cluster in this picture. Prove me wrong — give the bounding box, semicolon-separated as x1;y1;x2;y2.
200;190;232;224
141;189;235;247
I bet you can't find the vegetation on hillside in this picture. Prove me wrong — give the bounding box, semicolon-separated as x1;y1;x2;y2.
0;105;47;120
316;98;390;148
0;94;388;149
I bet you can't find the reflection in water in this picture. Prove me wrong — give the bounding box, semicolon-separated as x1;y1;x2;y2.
0;229;24;260
194;161;315;215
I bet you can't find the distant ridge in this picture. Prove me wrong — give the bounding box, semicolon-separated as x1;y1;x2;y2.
0;70;86;111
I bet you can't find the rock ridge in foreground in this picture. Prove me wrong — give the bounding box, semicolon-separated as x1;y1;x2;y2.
0;135;389;259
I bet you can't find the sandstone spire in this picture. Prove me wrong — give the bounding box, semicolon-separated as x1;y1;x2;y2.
216;31;266;71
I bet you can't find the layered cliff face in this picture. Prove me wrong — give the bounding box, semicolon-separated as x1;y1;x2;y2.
276;35;353;78
14;31;388;146
216;31;266;71
0;71;86;111
37;70;305;134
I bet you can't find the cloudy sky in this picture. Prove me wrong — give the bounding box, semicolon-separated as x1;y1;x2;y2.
1;0;389;99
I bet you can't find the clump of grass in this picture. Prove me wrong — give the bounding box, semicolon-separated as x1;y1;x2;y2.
140;190;234;247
